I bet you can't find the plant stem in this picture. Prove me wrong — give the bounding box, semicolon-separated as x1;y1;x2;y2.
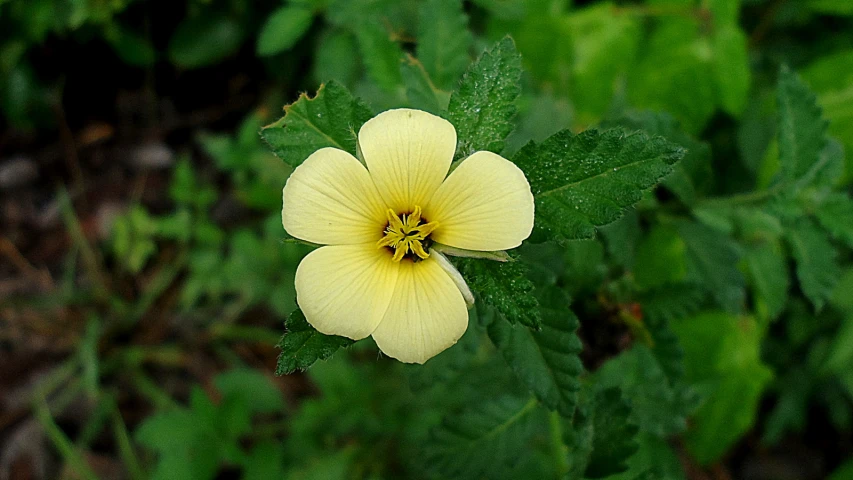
549;411;569;477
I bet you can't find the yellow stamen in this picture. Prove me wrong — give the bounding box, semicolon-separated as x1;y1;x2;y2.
376;206;439;262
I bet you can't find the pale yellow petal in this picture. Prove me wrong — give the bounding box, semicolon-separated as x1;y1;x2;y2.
295;244;399;340
371;258;468;364
358;109;456;212
282;147;387;245
426;151;534;251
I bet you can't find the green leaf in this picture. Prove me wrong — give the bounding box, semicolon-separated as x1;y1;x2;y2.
312;30;360;85
454;255;540;329
670;312;773;465
808;0;853;15
744;240;789;321
604;110;712;206
829;459;853;480
595;345;696;437
584;388;640;479
815;192;853;249
513;129;684;242
275;310;354;375
676;221;745;313
641;285;708;325
786;220;840;311
487;288;582;416
168;13;244;69
417;0;472;90
256;6;313;57
214;369;283;414
712;24;750;116
448;37;522;159
107;26;156;67
400;55;447;114
776;66;828;186
355;21;404;91
261;81;373;167
424;395;542;479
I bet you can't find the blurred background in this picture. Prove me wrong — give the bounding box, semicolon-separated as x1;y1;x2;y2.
1;0;853;479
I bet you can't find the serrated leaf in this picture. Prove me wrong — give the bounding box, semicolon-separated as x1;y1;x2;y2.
417;0;472;90
454;255;541;329
424;395;541;479
776;66;829;186
275;310;354;375
595;345;696;437
487;288;582;416
584;388;640;479
355;21;404;91
261;81;373;167
514;128;683;242
603;110;712;206
786;220;840;311
641;285;708;325
676;221;745;313
815;192;853;249
256;6;313;57
744;240;789;321
448;37;522;159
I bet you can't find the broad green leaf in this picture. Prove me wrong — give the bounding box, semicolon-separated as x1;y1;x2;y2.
400;55;447;114
815;192;853;249
107;26;155;67
744;240;789;321
275;310;354;375
708;0;740;25
803;51;853;182
454;255;541;329
584;388;640;479
786;220;841;311
424;395;542;479
355;21;404;91
677;221;745;313
641;285;708;325
671;312;773;465
448;37;522;159
514;128;683;242
487;288;582;416
242;442;286;480
417;0;472;90
776;66;828;186
168;13;244;69
824;315;853;375
712;24;750;116
633;225;688;290
261;81;373;167
595;345;696;437
405;319;482;391
256;6;313;57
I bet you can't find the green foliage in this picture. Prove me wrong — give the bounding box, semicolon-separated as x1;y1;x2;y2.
454;255;541;329
423;395;543;479
168;13;245;69
487;288;582;416
262;81;374;167
577;388;641;479
775;66;829;187
448;37;522;159
256;5;314;56
135;369;284;480
671;312;773;465
276;310;354;375
417;0;472;90
355;20;404;91
513;128;684;242
786;220;841;311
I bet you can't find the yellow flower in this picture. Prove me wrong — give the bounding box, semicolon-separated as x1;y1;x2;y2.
282;109;534;363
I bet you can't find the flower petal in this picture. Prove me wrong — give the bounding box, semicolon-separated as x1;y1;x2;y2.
295;244;399;340
426;151;534;251
282;147;387;245
359;109;456;212
371;258;468;364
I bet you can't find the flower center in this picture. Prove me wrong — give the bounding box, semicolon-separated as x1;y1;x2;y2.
377;205;439;262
